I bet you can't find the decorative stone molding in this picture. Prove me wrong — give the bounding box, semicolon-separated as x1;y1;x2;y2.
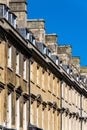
0;81;5;92
7;83;15;94
36;94;42;102
57;107;61;113
22;92;29;103
47;101;53;110
30;93;36;104
42;101;47;110
69;112;72;118
79;117;85;122
72;112;76;118
36;94;42;107
79;117;87;122
60;107;66;114
76;112;79;119
65;108;70;116
52;102;57;112
15;86;23;99
83;117;87;122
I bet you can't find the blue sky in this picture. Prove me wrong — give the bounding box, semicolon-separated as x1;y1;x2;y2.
27;0;87;66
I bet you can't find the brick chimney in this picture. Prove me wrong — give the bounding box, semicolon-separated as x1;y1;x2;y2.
27;19;45;43
9;0;27;27
57;44;71;65
45;34;58;54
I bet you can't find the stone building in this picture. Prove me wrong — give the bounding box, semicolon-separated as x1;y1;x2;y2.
0;0;87;130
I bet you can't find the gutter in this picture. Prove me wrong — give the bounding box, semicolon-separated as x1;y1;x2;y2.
80;94;82;130
28;58;31;127
60;80;63;130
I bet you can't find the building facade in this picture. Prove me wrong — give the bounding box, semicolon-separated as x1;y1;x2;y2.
0;0;87;130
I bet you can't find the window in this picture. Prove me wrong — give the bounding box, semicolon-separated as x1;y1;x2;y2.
43;45;46;54
23;59;27;80
8;45;12;68
4;5;8;20
23;102;27;130
42;70;45;89
32;37;36;45
16;97;20;130
8;13;16;28
30;61;34;81
16;52;20;74
36;66;40;85
7;93;12;128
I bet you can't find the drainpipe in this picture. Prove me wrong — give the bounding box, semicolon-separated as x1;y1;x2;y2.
80;94;82;130
28;58;31;128
60;80;63;130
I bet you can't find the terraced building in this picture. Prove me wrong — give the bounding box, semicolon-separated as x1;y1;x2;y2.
0;0;87;130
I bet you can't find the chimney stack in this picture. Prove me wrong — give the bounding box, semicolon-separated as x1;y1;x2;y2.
27;19;45;43
71;56;80;73
9;0;27;27
57;45;71;65
0;0;9;6
80;66;87;77
45;34;58;54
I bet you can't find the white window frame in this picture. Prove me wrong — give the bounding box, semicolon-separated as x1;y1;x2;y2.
23;102;27;130
7;45;12;68
15;97;20;130
23;59;27;80
42;70;45;89
36;66;39;85
33;39;36;45
7;93;12;128
16;52;20;75
42;109;44;129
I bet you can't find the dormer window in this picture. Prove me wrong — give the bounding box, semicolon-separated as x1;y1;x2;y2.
8;12;16;28
56;58;59;65
46;48;51;57
67;66;70;74
51;55;59;65
32;37;36;45
77;75;79;82
29;33;32;43
43;45;46;54
17;27;28;39
0;4;8;20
